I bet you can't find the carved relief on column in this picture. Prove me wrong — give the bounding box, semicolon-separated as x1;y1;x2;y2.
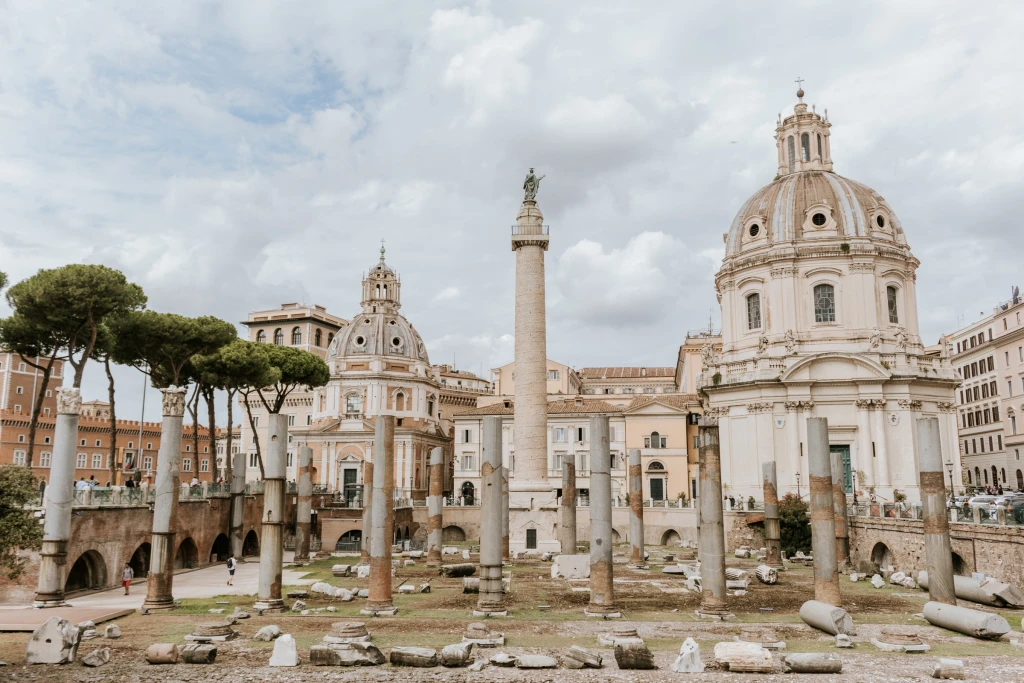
746;402;773;413
896;399;922;410
161;386;188;417
935;401;957;413
56;388;82;415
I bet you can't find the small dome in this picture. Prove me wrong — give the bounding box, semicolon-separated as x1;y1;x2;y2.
328;312;430;364
724;170;906;257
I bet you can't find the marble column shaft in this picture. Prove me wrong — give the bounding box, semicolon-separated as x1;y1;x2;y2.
477;416;506;613
360;460;374;564
830;451;850;566
294;445;313;562
762;461;783;567
142;386;187;612
426;447;444;567
807;417;841;606
254;412;288;612
366;416;396;612
229;442;246;559
918;417;956;605
628;448;645;566
587;415;618;615
33;388;82;607
501;466;510;561
698;425;728;615
560;461;577;554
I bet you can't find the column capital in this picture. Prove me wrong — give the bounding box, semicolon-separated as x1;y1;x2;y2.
56;387;82;415
161;386;188;417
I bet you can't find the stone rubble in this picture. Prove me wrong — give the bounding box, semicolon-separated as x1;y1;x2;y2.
104;624;121;639
269;634;299;667
932;657;966;679
713;641;774;673
25;617;82;665
516;654;559;669
438;642;474;667
562;645;602;669
389;646;438;667
614;641;656;670
671;637;704;673
253;625;282;642
82;647;111;668
179;643;218;664
145;643;179;665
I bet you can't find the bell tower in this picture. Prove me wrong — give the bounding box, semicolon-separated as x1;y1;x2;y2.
361;242;402;314
775;81;833;177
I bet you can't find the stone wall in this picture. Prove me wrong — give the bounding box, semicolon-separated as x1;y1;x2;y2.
849;516;1024;587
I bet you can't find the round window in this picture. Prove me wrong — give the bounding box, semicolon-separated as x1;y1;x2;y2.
355;336;365;346
364;318;371;324
748;223;760;237
876;215;886;228
812;213;827;226
392;337;402;347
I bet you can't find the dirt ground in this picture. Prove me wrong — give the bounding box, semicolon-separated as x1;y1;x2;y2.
2;545;1023;681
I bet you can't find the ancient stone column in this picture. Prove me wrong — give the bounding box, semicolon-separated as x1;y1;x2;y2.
560;460;577;555
697;424;729;617
141;386;188;612
254;413;288;613
33;388;83;607
426;447;443;567
917;417;956;606
293;445;313;564
762;462;783;568
360;459;373;564
807;417;841;606
830;451;850;567
501;466;510;561
476;416;507;615
627;448;645;567
364;416;397;615
587;415;620;616
229;440;246;560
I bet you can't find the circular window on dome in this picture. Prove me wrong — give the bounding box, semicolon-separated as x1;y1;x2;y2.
354;336;366;346
876;215;886;228
811;212;827;227
748;223;760;237
364;318;371;324
391;336;403;347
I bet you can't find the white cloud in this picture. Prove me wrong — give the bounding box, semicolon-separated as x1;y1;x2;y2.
433;286;461;302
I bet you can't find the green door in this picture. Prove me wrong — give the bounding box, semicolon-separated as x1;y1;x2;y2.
650;478;665;501
831;445;852;494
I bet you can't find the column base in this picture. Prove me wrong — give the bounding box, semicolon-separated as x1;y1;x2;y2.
585;607;622;619
360;605;398;616
253;600;287;614
695;609;736;621
32;597;69;609
141;598;177;613
472;609;509;617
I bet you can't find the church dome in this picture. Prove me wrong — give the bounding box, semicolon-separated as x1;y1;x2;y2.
326;247;430;365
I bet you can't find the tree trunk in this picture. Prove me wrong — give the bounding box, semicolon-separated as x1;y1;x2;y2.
187;385;200;476
224;388;234;485
26;354;57;469
204;386;217;482
105;356;117;486
242;391;265;479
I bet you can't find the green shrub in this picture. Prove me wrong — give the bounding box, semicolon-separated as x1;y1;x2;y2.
779;493;810;556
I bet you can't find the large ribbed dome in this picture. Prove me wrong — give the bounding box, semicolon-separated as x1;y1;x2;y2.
725;170;907;257
327;311;429;363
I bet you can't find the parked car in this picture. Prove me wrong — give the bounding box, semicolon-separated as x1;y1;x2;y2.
987;494;1024;520
964;495;998;518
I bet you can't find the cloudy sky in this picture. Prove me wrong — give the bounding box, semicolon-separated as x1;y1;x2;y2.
2;1;1022;425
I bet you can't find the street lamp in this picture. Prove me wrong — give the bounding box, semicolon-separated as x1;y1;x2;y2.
852;471;858;506
796;471;802;499
945;458;955;498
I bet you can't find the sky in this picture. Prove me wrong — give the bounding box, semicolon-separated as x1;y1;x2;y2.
1;1;1023;427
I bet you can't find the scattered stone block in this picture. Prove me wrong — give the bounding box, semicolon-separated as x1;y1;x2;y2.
390;646;437;667
409;550;424;559
734;548;751;558
208;609;225;615
462;549;471;559
180;644;218;664
356;564;371;578
398;584;415;594
332;564;352;577
291;600;306;612
104;624;121;639
468;658;488;671
551;554;590;579
739;626;785;650
871;574;886;589
799;600;856;636
541;551;553;561
671;637;704;673
923;602;1010;640
327;606;337;612
463;622;505;647
269;634;299;667
439;642;474;667
490;652;517;666
614;641;656;670
357;588;369;598
145;643;179;665
253;625;282;641
871;631;930;653
598;626;644;647
835;634;853;648
232;609;250;619
404;560;415;566
326;622;371;644
310;642;385;666
662;564;685;575
25;617;82;665
462;577;480;593
713;641;773;673
932;658;965;679
442;546;460;555
562;645;602;669
81;628;100;640
890;571;907;585
287;589;308;598
783;653;842;673
439;563;475;577
726;579;749;590
82;647;110;668
185;622;238;642
419;583;431;593
517;654;558;669
849;572;862;582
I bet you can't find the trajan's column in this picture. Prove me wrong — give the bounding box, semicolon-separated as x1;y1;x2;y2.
509;168;559;552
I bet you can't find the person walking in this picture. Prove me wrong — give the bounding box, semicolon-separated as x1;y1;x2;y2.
227;554;237;586
121;563;134;595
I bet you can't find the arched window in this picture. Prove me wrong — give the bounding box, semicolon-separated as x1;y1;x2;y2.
291;327;301;345
646;432;665;449
975;466;981;484
1001;468;1006;483
375;284;381;298
817;133;822;159
327;332;334;346
801;133;810;162
314;329;322;347
967;470;972;484
746;292;762;330
395;392;406;412
886;286;899;324
273;328;284;345
992;466;998;485
787;136;796;173
345;393;363;417
256;330;266;343
648;461;665;470
813;284;836;323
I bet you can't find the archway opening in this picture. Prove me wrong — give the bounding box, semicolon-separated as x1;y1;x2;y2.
951;552;968;576
661;529;681;546
243;530;260;557
66;550;107;592
129;542;151;579
336;529;361;551
611;528;621;543
870;541;894;572
174;537;199;570
442;525;466;542
1017;470;1023;490
210;534;230;563
460;481;475;505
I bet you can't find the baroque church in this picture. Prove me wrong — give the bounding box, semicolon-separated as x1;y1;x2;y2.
699;87;960;505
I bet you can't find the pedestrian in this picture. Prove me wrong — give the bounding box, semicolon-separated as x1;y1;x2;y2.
121;562;134;595
190;476;200;488
88;475;98;488
227;554;237;586
125;478;135;488
75;477;89;490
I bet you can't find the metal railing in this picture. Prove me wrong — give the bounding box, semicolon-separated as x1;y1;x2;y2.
850;501;1024;527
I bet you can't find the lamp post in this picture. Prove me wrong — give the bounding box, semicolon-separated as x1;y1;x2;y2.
945;458;955;498
795;471;801;499
852;471;858;506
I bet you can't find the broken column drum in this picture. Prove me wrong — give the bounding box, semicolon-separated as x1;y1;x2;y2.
476;416;506;614
762;462;782;568
254;412;288;613
365;415;396;613
587;415;620;616
917;417;956;606
293;445;313;563
142;386;188;612
560;461;577;555
360;459;373;564
697;424;729;616
628;448;645;566
807;417;841;606
426;447;443;567
229;432;247;559
34;388;84;607
830;450;850;566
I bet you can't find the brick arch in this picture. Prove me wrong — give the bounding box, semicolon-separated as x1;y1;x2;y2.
66;549;109;593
